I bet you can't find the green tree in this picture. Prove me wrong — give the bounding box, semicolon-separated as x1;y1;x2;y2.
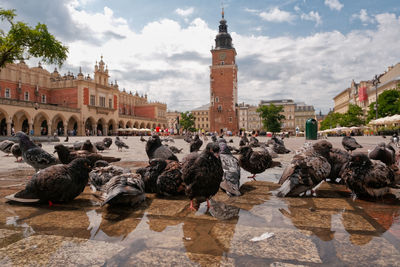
257;104;285;133
320;112;343;130
180;111;196;132
367;88;400;122
0;8;68;68
340;104;364;127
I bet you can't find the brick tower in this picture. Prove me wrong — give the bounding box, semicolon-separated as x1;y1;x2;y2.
209;8;238;134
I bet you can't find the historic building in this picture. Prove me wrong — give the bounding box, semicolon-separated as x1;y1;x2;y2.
294;102;316;131
259;99;297;134
192;104;210;132
166;111;181;133
333;63;400;116
209;9;239;134
238;103;261;131
0;57;167;136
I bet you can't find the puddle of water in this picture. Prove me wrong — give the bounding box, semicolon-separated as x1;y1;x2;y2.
0;161;399;266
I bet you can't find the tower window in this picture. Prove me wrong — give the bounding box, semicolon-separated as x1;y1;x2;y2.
90;95;95;106
215;97;219;103
24;92;29;101
109;99;112;108
218;105;222;112
5;88;10;98
41;94;47;103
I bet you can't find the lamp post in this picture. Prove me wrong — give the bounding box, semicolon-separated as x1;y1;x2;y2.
372;74;380;120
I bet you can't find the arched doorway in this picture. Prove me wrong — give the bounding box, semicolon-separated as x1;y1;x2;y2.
140;122;145;128
146;123;151;129
56;121;64;135
33;112;50;136
67;116;78;136
12;110;30;134
0;118;6;136
97;118;106;136
85;117;95;136
108;119;116;136
118;120;124;129
51;113;66;136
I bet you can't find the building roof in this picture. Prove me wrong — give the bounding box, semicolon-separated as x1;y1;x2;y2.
333;88;350;100
192;103;210;111
260;99;294;105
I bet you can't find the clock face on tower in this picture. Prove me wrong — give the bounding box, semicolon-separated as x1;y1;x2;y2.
219;52;226;60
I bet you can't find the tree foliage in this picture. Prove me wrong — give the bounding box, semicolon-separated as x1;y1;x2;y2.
367;88;400;122
257;104;285;133
320;112;343;130
180;111;196;132
0;8;68;68
340;104;364;127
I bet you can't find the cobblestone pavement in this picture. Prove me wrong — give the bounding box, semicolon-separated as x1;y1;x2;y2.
0;136;399;266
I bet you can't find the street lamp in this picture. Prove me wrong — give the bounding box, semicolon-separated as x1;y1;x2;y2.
372;74;381;120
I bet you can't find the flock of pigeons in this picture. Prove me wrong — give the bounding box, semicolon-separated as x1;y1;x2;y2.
0;131;399;211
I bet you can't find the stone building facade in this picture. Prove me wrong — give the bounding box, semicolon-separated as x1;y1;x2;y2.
259;99;297;134
333;63;400;116
0;57;167;136
238;103;261;131
192;104;210;132
294;103;316;131
209;10;239;134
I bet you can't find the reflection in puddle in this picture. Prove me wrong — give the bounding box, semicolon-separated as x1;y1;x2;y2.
6;215;35;237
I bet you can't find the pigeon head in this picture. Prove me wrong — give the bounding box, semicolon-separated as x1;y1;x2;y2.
313;140;332;158
239;145;252;156
218;141;231;155
94;160;109;167
69;158;93;173
15;131;36;151
205;142;220;158
350;152;371;167
53;144;71;164
148;134;162;146
211;135;217;142
149;158;168;171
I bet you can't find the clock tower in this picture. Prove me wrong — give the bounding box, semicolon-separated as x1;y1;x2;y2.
209;9;238;134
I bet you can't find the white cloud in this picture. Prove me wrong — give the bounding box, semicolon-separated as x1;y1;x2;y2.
259;8;296;23
324;0;343;11
24;2;400;113
351;9;375;25
300;11;322;26
175;7;194;17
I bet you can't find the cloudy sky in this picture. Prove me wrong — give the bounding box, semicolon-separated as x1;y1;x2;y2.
2;0;400;113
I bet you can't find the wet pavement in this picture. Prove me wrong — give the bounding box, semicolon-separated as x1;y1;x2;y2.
0;136;399;266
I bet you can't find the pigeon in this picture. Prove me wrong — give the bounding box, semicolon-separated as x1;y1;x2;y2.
268;136;290;154
340;152;396;199
140;136;147;142
190;134;203;152
94;141;106;152
16;131;57;172
184;133;193;143
211;135;217;142
228;139;234;143
249;136;260;148
328;148;351;184
81;139;97;153
218;140;241;196
156;160;185;196
73;141;84;150
136;158;168;193
89;164;129;192
166;145;183;154
11;143;22;162
54;144;121;165
182;142;223;211
0;140;14;156
64;135;69;142
146;134;178;161
100;173;145;207
238;145;281;180
6;158;92;204
103;137;112;149
342;136;362;153
276;140;332;197
368;142;395;166
115;136;129;151
94;160;110;167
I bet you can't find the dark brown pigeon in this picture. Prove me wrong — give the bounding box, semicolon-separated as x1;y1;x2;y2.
89;164;129;192
276;140;332;197
238;145;281;180
81;139;97;153
368;142;395;166
54;144;120;165
115;136;129;151
182;142;223;211
11;143;22;162
190;134;203;152
136;158;168;193
327;148;351;184
6;158;92;204
146;134;178;161
340;152;396;199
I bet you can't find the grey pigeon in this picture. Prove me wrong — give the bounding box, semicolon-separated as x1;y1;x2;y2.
115;136;129;151
342;136;362;153
146;134;178;161
368;142;395;166
81;139;97;153
6;158;92;204
11;143;22;162
89;164;129;192
16;131;57;172
276;140;332;197
100;173;145;207
327;148;350;184
166;145;183;153
0;140;14;156
103;138;112;149
218;140;241;196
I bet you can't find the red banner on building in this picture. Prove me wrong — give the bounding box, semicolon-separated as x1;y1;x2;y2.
358;86;367;102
